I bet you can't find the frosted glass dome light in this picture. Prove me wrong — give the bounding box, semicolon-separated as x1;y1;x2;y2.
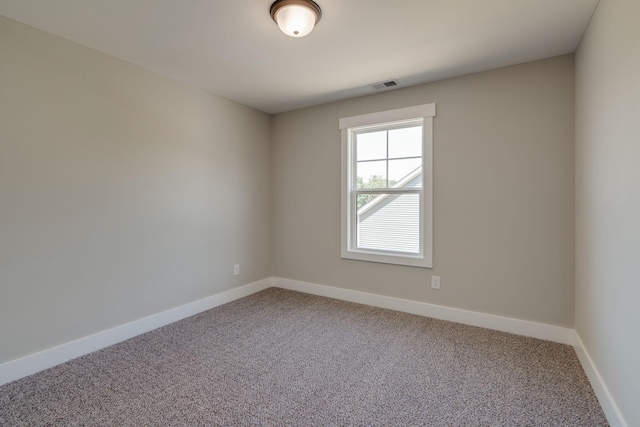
270;0;322;38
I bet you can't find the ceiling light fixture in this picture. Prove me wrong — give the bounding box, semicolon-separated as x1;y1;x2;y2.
270;0;322;38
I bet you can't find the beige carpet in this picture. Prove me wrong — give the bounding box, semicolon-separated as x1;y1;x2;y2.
0;288;608;426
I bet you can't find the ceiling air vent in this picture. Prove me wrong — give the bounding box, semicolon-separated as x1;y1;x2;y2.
369;80;400;91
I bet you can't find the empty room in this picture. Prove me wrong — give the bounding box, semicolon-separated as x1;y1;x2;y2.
0;0;638;426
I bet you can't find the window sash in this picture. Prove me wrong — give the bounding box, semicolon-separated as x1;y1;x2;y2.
353;188;421;195
351;119;423;191
348;120;425;258
351;190;423;256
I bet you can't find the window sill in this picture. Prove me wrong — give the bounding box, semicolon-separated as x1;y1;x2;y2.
341;248;432;268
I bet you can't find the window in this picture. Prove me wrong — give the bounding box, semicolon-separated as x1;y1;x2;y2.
340;104;435;268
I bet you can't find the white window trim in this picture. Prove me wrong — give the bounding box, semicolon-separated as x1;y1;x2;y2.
340;103;435;268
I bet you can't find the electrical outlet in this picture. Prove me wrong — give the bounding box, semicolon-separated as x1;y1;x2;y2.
233;264;240;276
431;276;441;290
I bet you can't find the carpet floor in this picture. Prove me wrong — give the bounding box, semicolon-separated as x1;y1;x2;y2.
0;288;608;426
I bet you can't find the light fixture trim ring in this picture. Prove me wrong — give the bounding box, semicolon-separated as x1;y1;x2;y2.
270;0;322;26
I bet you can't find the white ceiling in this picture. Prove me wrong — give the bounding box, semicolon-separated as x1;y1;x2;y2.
0;0;598;114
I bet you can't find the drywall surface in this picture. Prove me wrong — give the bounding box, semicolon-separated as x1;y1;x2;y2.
272;56;575;327
575;0;640;424
0;16;271;364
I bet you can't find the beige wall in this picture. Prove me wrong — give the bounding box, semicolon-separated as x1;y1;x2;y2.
0;12;584;372
575;0;640;424
0;16;272;364
272;56;575;327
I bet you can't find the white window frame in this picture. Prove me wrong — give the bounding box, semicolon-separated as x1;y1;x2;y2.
340;103;435;268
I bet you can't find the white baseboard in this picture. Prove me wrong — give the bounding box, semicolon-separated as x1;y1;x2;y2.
273;277;575;345
573;332;628;427
0;278;272;387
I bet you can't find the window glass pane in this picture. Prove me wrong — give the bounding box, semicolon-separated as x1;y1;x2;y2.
388;126;422;159
357;193;420;254
388;159;422;186
356;130;387;161
355;192;384;211
356;160;387;189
